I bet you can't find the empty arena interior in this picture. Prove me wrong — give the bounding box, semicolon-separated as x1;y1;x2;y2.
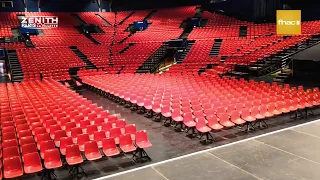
1;0;320;179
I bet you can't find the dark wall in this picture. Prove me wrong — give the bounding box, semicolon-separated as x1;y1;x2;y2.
41;0;100;12
112;0;200;11
0;0;25;12
203;0;282;22
26;0;38;12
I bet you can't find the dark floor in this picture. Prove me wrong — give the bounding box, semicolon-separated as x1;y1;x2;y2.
103;119;320;180
25;88;320;180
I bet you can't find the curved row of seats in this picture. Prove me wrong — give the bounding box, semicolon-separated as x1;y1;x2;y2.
80;72;320;143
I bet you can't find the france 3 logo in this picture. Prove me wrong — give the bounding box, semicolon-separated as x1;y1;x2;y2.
21;16;58;29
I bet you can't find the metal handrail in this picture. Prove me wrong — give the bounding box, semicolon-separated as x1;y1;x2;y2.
258;39;320;76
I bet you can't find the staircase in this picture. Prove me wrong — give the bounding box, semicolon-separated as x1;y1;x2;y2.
231;35;320;78
71;14;87;25
25;39;35;48
119;43;135;54
143;10;157;21
118;33;134;43
69;46;97;69
84;34;101;44
118;12;135;25
135;43;168;73
176;40;195;64
7;50;23;82
95;14;112;26
209;39;223;56
239;26;247;37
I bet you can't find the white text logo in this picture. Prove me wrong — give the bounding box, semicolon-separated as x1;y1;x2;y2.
277;19;300;26
21;16;58;29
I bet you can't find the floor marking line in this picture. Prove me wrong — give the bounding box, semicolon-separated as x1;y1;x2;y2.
254;139;320;165
151;167;170;180
93;118;320;180
292;129;320;139
204;152;263;180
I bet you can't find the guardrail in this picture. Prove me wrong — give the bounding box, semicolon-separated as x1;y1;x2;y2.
258;38;320;77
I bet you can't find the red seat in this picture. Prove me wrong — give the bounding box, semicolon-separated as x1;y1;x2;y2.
65;144;83;165
2;126;15;134
65;122;76;136
49;124;62;139
241;109;257;122
115;119;126;128
207;116;223;130
71;127;83;143
135;130;152;149
218;113;234;127
251;107;265;119
33;127;47;136
4;156;23;178
124;124;136;140
40;140;55;159
101;122;113;132
230;110;246;125
3;146;20;160
86;125;98;140
23;152;43;174
2;132;16;141
77;134;90;152
60;137;74;155
43;148;62;169
102;138;120;157
36;133;51;149
109;127;121;144
53;130;67;147
21;143;38;157
19;136;35;146
196;118;212;133
260;104;274;118
84;141;102;160
3;139;18;149
94;131;106;148
18;129;33;138
119;134;136;153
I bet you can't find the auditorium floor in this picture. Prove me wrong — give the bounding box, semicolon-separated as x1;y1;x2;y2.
24;89;320;180
101;119;320;180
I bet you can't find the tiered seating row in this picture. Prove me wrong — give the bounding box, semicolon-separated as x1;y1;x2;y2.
80;73;320;143
0;79;152;179
16;47;86;80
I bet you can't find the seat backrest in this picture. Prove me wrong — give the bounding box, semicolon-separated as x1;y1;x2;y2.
195;118;206;129
124;124;136;134
102;137;117;149
71;127;83;138
94;131;106;141
77;134;90;145
109;127;121;138
34;127;47;135
3;146;19;159
84;141;99;152
101;122;113;131
40;140;55;152
19;136;35;146
44;148;61;163
87;125;98;134
119;134;133;146
60;137;73;149
21;143;38;155
3;139;18;148
135;130;148;143
115;120;126;128
66;144;81;158
23;152;41;166
4;156;22;172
